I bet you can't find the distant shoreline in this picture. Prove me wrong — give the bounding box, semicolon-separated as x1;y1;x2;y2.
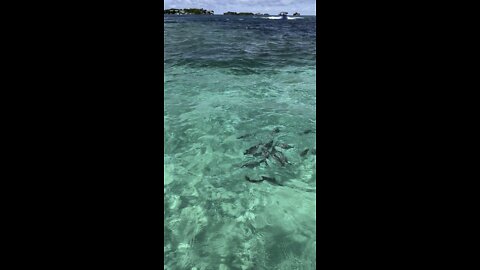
164;8;314;16
164;8;214;15
163;14;317;16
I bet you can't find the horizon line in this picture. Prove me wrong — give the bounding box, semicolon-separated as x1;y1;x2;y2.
164;8;315;15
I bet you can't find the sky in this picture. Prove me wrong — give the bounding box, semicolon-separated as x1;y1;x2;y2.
164;0;316;15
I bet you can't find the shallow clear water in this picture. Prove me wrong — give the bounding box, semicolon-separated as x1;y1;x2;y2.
164;15;316;270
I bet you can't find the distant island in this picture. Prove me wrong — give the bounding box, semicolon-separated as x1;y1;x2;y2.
164;8;301;16
164;8;214;15
223;12;270;16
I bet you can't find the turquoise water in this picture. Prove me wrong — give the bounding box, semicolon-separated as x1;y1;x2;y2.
164;15;316;270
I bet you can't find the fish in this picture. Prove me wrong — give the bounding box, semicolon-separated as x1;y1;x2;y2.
272;127;280;133
272;151;288;166
264;140;274;149
245;176;264;183
254;148;270;158
277;143;294;150
237;133;254;139
262;149;270;158
241;159;267;169
261;176;283;186
263;159;269;167
244;143;261;155
245;175;283;186
300;148;309;157
301;129;315;135
241;161;261;169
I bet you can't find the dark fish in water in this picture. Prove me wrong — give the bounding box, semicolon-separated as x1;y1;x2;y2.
312;148;316;155
270;145;277;153
241;161;260;169
272;127;280;133
237;133;254;139
264;140;274;149
254;148;270;158
261;176;284;186
245;175;283;186
264;149;271;158
300;148;309;157
277;143;294;150
272;151;288;166
261;175;275;182
301;129;315;135
245;176;264;183
244;143;261;155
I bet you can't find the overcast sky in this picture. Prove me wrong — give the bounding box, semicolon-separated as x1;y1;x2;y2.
164;0;316;15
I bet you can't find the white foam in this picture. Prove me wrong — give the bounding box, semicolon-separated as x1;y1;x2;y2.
264;16;282;20
262;16;305;20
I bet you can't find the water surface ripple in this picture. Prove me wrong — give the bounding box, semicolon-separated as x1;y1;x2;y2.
164;15;316;270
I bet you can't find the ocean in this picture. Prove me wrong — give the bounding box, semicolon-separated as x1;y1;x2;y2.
164;15;316;270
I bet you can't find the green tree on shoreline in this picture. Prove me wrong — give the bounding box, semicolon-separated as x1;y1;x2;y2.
164;8;214;15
